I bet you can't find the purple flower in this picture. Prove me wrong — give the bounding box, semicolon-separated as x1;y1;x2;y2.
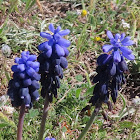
38;24;70;100
8;51;40;108
38;23;70;58
12;51;40;77
102;31;135;62
45;138;56;140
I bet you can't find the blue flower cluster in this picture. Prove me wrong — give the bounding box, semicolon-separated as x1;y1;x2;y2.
103;31;135;62
38;23;70;101
45;138;55;140
90;31;135;105
7;51;40;108
38;23;70;58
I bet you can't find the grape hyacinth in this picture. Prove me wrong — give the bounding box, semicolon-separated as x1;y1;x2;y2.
77;31;135;140
38;23;70;101
7;51;40;108
45;138;56;140
102;31;135;62
90;31;135;107
38;24;70;140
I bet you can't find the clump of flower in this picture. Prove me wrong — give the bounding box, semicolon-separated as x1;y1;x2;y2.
7;51;40;108
121;19;130;29
102;31;135;62
90;31;135;109
94;36;101;42
81;9;87;17
38;23;70;101
45;138;55;140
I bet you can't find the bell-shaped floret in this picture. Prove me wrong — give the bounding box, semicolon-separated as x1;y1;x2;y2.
13;80;21;88
101;84;108;95
23;93;31;107
7;88;14;101
59;66;63;79
19;88;29;99
44;61;50;72
44;49;52;58
55;44;65;57
58;29;70;36
26;67;36;77
32;62;40;70
32;73;41;81
57;38;71;48
54;65;61;75
109;62;116;76
31;80;40;90
27;55;37;61
30;90;39;101
61;46;69;57
18;72;26;79
23;78;32;87
51;55;61;66
51;84;57;98
11;65;18;72
54;76;60;88
118;59;128;72
17;64;25;72
60;57;68;69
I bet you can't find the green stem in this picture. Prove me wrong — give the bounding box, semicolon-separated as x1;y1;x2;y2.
77;107;100;140
17;104;25;140
89;0;96;14
81;0;85;9
38;94;49;140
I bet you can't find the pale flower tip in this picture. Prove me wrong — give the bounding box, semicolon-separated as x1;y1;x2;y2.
36;97;40;101
25;104;30;107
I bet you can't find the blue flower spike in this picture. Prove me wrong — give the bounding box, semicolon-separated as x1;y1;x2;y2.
38;23;70;101
89;31;135;110
39;23;70;58
7;51;40;108
103;31;135;62
45;138;56;140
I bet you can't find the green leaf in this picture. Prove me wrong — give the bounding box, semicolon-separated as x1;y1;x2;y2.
98;129;107;139
62;126;67;133
27;109;39;118
118;93;126;119
86;85;95;95
96;24;108;35
5;71;11;81
0;112;16;128
119;121;133;129
75;75;83;82
76;88;81;98
0;123;9;128
25;0;36;11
